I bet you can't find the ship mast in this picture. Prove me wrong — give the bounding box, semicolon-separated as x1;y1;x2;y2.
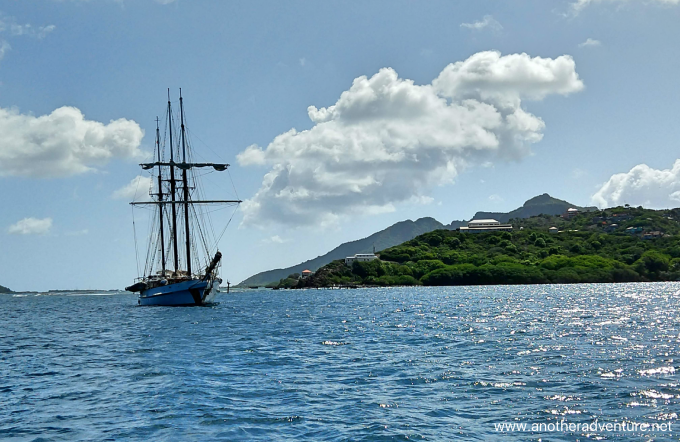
167;89;180;274
155;117;166;276
179;88;192;277
131;90;243;282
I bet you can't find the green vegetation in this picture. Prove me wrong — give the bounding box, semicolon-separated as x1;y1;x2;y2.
279;206;680;288
0;284;13;293
238;217;445;287
245;193;592;287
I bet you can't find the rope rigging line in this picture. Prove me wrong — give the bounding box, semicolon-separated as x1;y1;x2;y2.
191;203;211;269
142;203;158;277
194;169;216;246
149;209;162;277
227;168;240;201
185;125;228;163
131;206;140;278
212;205;238;255
189;146;219;252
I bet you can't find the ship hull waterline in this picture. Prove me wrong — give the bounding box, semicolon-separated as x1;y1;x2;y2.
138;279;221;306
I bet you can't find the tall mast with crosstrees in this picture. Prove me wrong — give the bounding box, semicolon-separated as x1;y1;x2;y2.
155;117;166;275
179;89;192;276
167;89;180;274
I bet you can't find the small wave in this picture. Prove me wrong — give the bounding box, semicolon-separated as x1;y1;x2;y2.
474;381;525;388
275;415;303;422
544;395;579;402
321;341;348;346
627;401;653;407
600;367;624;378
639;366;676;376
655;412;678;420
545;407;582;415
634;389;675;400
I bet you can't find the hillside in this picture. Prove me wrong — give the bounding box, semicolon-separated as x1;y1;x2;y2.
449;193;596;227
238;217;445;286
289;206;680;288
240;193;590;287
0;285;13;293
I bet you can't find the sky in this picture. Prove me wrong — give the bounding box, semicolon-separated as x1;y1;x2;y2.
1;0;679;291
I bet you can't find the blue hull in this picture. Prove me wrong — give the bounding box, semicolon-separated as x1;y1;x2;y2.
138;279;219;306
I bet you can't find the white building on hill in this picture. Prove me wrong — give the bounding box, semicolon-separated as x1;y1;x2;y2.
563;207;579;219
459;219;513;233
345;253;378;266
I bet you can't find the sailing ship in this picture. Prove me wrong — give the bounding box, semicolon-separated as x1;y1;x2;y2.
125;90;241;306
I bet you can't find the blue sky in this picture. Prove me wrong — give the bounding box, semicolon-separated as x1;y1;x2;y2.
1;0;679;291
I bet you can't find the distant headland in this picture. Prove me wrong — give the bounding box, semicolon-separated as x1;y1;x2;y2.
272;205;680;289
239;193;596;288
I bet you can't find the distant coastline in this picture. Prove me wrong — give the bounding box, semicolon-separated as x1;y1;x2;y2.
3;289;122;295
44;289;121;293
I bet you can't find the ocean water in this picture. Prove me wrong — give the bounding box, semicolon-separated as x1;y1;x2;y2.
1;283;679;441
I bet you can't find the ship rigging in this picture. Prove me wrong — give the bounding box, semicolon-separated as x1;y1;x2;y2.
126;89;241;306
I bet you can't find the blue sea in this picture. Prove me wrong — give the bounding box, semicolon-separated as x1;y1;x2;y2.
1;283;679;441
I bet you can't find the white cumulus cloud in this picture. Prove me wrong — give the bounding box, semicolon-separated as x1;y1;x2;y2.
112;176;153;201
460;15;503;32
0;106;144;178
238;51;584;228
579;38;602;47
591;160;680;209
8;217;52;235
